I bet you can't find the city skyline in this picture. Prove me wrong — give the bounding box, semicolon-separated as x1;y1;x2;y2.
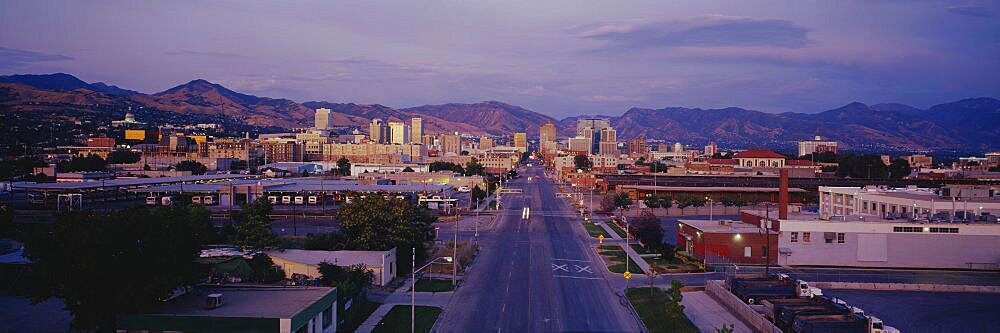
2;1;999;118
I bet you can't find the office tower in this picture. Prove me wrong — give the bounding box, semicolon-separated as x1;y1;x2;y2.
369;119;386;144
441;133;461;155
704;141;717;156
410;118;422;144
314;108;332;129
598;127;617;156
576;118;611;155
388;121;410;145
627;138;647;156
480;136;495;150
513;132;527;153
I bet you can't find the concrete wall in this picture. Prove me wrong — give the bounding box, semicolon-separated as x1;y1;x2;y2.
704;280;782;333
812;281;1000;293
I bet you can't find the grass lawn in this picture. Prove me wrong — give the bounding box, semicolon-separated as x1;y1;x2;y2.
412;278;454;292
583;221;611;238
607;221;628;238
339;300;382;333
373;305;442;333
626;287;698;333
596;245;645;274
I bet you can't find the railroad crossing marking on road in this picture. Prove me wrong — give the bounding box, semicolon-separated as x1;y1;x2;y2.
623;271;632;279
574;265;593;273
552;264;569;272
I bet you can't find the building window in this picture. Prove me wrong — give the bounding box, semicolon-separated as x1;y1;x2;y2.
803;232;811;243
837;233;845;244
790;232;798;243
744;246;752;257
761;246;768;258
323;305;333;328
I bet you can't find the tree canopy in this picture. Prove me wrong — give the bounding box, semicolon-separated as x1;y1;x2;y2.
336;196;436;273
465;158;484;176
21;205;213;331
106;150;141;164
631;210;664;249
574;154;592;171
175;160;208;175
57;154;107;172
337;157;351;176
230;197;277;251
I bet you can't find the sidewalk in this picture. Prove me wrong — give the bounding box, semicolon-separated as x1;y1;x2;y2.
596;220;623;240
681;291;753;333
355;277;453;333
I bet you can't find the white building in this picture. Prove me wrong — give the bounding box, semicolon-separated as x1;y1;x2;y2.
776;215;1000;269
268;248;397;286
797;136;838;157
388;121;411;145
350;163;429;176
819;185;1000;221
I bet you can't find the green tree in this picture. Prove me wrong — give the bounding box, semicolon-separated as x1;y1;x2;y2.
249;253;286;284
665;279;686;318
659;243;677;261
429;161;464;174
231;197;277;251
175;160;208;175
631;210;663;249
648;161;668;173
614;192;633;212
470;185;487;208
465;158;484;176
643;195;661;208
318;263;374;323
57;154;107;172
716;324;735;333
836;154;888;178
337;157;351;176
573;154;592;171
800;151;837;163
303;232;349;251
106;149;141;164
22;205;213;331
674;195;705;213
888;158;912;179
0;156;46;180
336;196;436;274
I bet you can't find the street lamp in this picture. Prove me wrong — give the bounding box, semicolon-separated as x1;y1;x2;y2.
412;253;453;333
706;196;714;221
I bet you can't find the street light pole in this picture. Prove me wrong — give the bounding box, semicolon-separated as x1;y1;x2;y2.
411;246;415;333
706;196;713;221
453;200;458;288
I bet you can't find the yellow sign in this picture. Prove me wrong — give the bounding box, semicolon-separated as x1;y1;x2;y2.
623;271;631;279
598;235;604;243
125;129;145;141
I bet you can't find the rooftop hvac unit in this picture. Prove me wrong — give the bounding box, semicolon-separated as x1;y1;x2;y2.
204;293;223;310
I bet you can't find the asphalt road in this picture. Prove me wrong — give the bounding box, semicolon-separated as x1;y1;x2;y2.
823;289;1000;333
436;166;641;332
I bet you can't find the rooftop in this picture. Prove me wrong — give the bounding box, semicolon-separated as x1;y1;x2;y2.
679;219;777;234
733;150;785;159
267;248;393;267
618;185;806;193
141;286;335;318
13;174;255;191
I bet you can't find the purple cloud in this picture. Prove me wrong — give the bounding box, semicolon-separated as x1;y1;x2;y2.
0;47;71;69
946;5;992;18
580;16;810;50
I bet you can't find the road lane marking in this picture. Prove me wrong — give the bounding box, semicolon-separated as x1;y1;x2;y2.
574;265;593;273
552;258;590;262
553;275;603;280
552;264;569;272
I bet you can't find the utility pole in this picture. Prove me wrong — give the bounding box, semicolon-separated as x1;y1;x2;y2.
765;203;771;276
411;246;415;333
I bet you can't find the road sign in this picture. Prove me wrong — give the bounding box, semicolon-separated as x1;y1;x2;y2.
598;234;604;243
623;271;631;279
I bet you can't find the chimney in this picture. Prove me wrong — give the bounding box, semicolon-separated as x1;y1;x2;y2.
779;168;789;220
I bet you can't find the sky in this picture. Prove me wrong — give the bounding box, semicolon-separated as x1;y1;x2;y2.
1;0;998;118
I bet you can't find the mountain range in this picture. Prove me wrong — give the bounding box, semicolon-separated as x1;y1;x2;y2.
1;73;997;151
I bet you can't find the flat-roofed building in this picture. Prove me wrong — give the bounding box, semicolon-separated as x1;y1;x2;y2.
797;136;838;157
818;185;1000;221
513;132;527;153
315;107;332;129
268;248;397;286
116;286;338;333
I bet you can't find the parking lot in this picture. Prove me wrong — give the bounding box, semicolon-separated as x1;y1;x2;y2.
824;289;1000;333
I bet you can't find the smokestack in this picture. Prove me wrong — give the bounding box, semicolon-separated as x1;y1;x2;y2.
779;168;789;220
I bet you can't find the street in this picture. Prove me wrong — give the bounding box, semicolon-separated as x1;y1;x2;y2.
436;166;641;332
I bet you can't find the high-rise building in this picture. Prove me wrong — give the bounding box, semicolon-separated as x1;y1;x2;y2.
314;108;332;129
369;119;386;144
598;128;617;156
388;121;410;145
410;118;422;144
627;138;647;156
798;136;839;157
479;136;494;150
673;142;684;153
513;132;527;153
576;118;611;154
539;123;556;143
568;137;591;155
704;141;717;157
441;133;461;155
